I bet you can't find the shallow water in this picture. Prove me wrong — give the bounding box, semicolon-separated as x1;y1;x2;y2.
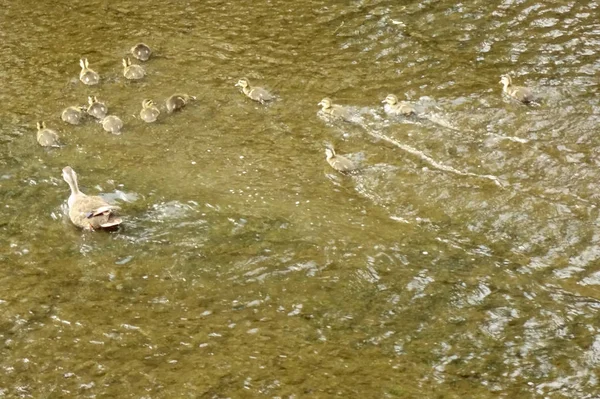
1;0;600;397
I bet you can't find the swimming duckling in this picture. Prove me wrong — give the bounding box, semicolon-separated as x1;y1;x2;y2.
382;94;416;116
36;122;60;147
86;96;108;120
62;166;122;231
101;115;123;134
325;147;357;173
500;74;534;103
235;78;275;104
130;43;151;61
61;106;85;125
122;58;145;80
140;99;160;123
165;93;196;113
79;58;99;85
318;98;352;122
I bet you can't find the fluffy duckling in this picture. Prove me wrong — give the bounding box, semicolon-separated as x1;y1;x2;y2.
62;166;122;231
122;58;145;80
101;115;123;134
131;43;151;61
165;93;196;113
318;98;352;121
140;99;160;123
61;106;85;125
86;96;108;120
382;94;416;116
79;58;99;85
36;122;60;147
325;147;357;173
500;74;534;103
235;78;275;104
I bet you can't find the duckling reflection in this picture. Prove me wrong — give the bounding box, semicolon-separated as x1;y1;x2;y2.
79;58;99;85
62;166;122;231
101;115;123;134
131;43;151;61
36;122;60;147
86;96;108;120
61;106;85;125
235;78;275;104
500;74;533;103
318;98;352;122
165;93;196;113
122;58;145;80
382;94;416;116
140;99;160;123
325;146;357;173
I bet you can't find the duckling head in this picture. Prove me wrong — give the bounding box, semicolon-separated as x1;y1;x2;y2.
36;121;46;130
382;94;398;105
122;58;131;68
79;58;89;69
142;99;155;108
318;98;332;110
235;78;249;88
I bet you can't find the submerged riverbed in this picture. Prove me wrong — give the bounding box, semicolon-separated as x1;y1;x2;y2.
1;0;600;397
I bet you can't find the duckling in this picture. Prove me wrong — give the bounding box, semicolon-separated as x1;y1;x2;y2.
101;115;123;134
62;166;122;231
140;99;160;123
79;58;99;85
318;98;352;122
36;122;60;147
235;78;275;104
499;74;534;103
165;93;196;113
130;43;151;61
382;94;416;116
86;96;108;120
325;147;357;173
61;106;85;125
122;58;145;80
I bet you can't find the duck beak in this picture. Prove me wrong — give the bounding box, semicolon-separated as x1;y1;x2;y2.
381;99;387;103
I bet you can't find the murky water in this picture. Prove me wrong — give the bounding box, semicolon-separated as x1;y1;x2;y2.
2;0;600;397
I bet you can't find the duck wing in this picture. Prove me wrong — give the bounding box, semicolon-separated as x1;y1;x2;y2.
70;196;122;230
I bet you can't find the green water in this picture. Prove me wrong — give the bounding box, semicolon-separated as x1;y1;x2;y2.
1;0;600;397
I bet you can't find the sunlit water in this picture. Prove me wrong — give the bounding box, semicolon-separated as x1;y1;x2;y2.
1;0;600;397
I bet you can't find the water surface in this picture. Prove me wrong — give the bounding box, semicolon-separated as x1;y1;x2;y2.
1;0;600;397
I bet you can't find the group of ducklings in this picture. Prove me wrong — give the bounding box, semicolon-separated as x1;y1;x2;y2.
49;43;200;230
318;74;534;173
56;48;533;231
37;43;197;148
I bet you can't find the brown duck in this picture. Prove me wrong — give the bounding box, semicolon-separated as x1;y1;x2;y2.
166;93;196;113
382;94;416;116
500;74;534;103
131;43;151;61
62;166;122;230
79;58;99;85
318;98;353;122
36;122;60;147
122;58;145;80
325;147;357;173
235;78;275;104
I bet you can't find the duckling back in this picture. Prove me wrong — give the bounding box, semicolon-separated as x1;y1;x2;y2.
101;115;123;134
131;43;152;61
61;106;85;125
166;94;195;113
36;122;60;147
